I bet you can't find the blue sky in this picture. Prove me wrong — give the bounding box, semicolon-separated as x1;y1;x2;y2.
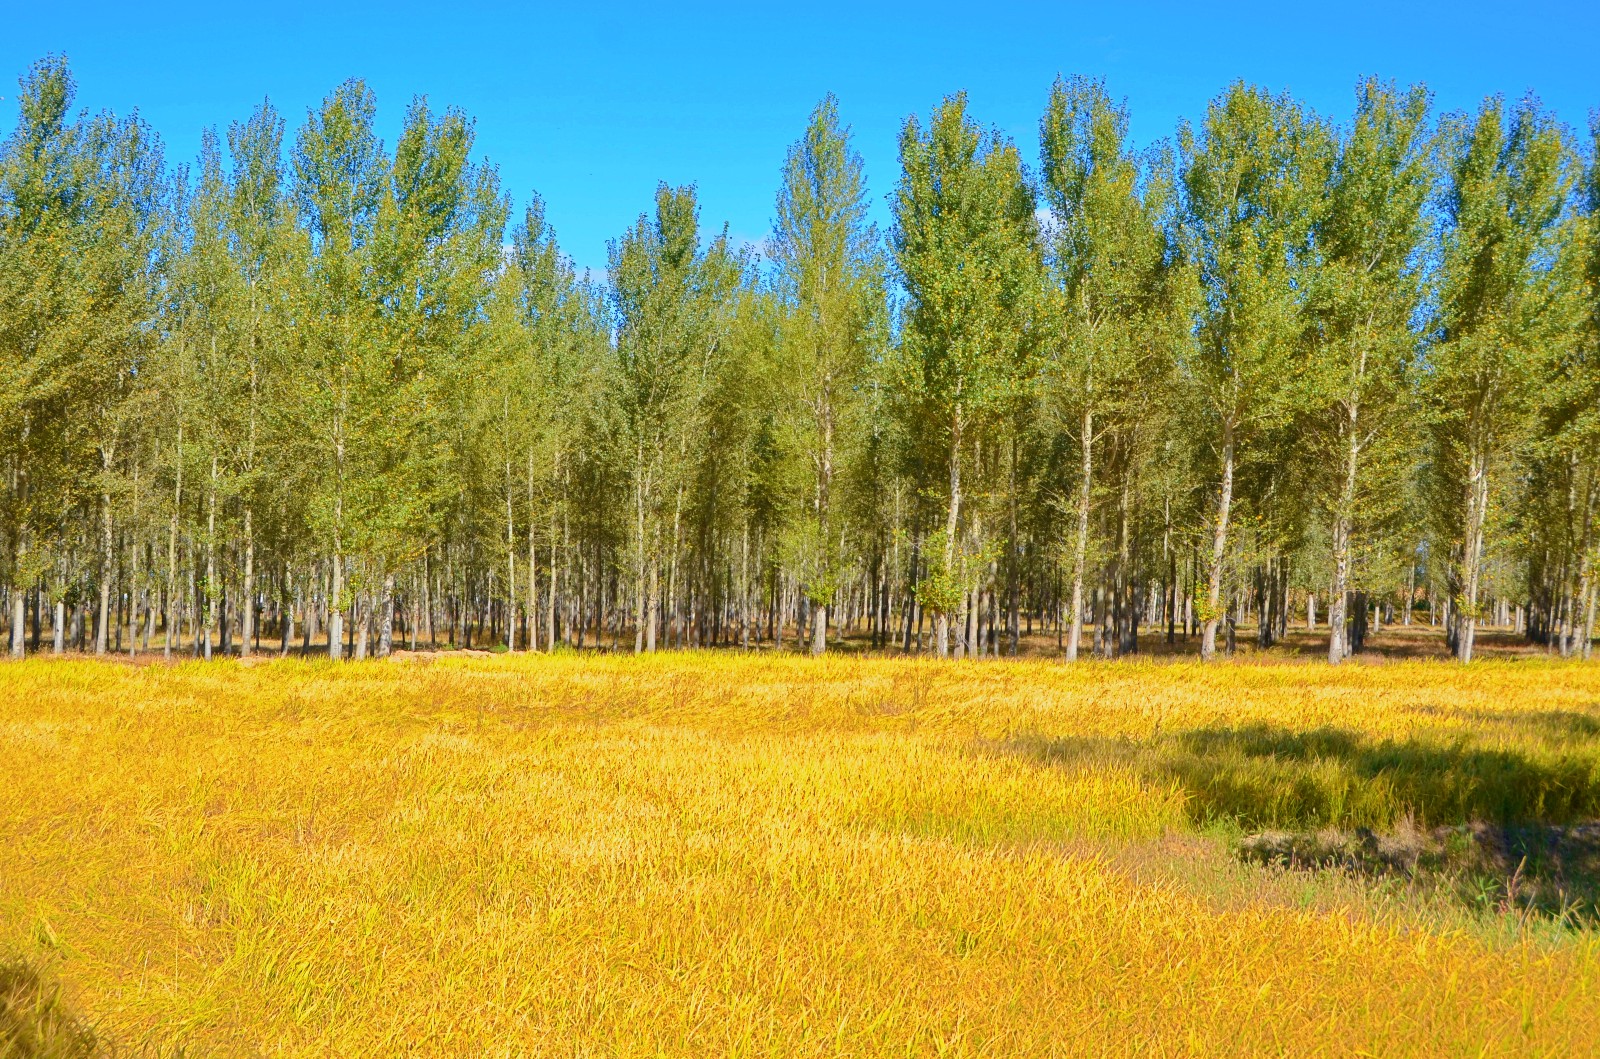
5;2;1596;276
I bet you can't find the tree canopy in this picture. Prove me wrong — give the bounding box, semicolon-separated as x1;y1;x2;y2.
3;56;1596;664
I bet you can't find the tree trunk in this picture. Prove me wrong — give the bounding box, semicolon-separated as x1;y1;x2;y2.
240;506;255;658
204;456;218;661
1582;579;1597;662
379;572;395;657
1327;425;1359;663
505;461;518;651
282;573;296;656
1568;464;1596;659
814;395;833;657
1456;447;1490;663
634;448;648;654
646;553;659;653
1200;429;1235;661
7;575;22;659
1403;551;1416;627
547;501;559;653
128;527;141;659
354;590;370;660
328;551;345;661
96;478;113;656
937;409;962;659
164;426;182;659
1066;406;1092;662
526;525;539;654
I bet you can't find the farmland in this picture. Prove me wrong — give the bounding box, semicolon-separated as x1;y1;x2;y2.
5;653;1600;1055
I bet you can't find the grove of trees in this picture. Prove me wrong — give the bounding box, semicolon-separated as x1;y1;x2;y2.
3;58;1597;663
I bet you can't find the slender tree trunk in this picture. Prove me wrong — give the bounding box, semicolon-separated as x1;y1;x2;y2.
1582;578;1597;662
1457;446;1490;663
128;525;140;659
204;456;218;660
354;589;370;660
547;502;559;653
740;523;751;650
240;506;255;658
634;450;647;654
812;396;834;657
164;428;182;658
937;408;962;659
1066;406;1092;662
379;572;395;658
408;577;418;653
96;464;113;655
1327;428;1359;663
1578;466;1597;661
329;551;345;661
1200;428;1235;661
1116;470;1135;657
7;567;22;659
282;571;296;656
1007;440;1020;656
505;459;518;652
646;558;659;653
9;510;26;659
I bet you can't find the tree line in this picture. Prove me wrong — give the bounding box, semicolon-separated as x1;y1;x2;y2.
2;57;1596;664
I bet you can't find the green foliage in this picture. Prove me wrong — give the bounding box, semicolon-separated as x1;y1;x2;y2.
768;96;885;623
893;93;1039;440
1;57;1596;667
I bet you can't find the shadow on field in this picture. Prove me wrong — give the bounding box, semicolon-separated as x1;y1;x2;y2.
0;952;100;1058
1015;720;1600;831
1010;718;1600;925
1238;822;1600;926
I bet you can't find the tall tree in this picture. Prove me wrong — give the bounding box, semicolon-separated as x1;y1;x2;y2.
1428;95;1572;662
365;97;505;656
609;184;740;652
0;58;89;657
1179;83;1333;660
1039;75;1177;660
220;101;299;658
1309;80;1434;662
893;93;1038;658
769;95;884;655
291;79;386;661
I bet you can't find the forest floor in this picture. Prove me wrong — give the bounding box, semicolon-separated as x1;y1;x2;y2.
73;618;1570;665
4;653;1600;1055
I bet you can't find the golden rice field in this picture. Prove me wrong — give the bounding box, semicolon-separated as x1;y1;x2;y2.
5;653;1600;1056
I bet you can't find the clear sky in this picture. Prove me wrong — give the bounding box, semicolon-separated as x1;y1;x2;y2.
5;1;1596;276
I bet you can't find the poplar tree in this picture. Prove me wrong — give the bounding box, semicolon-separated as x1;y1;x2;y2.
1309;80;1433;662
893;94;1038;657
769;95;884;655
1039;76;1175;660
291;79;386;660
220;102;298;658
64;88;165;657
479;194;586;651
365;98;505;656
1428;96;1572;662
1576;122;1600;657
1;58;88;657
1179;84;1332;660
181;129;235;659
609;184;739;651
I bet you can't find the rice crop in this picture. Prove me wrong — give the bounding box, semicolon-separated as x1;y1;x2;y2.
4;654;1600;1056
